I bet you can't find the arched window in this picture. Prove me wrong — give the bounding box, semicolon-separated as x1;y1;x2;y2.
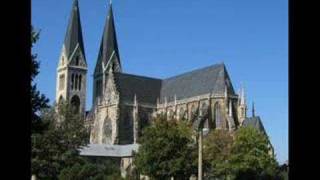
168;109;174;120
214;102;223;129
58;96;63;104
71;74;74;90
70;95;80;114
179;107;186;120
79;75;82;90
200;102;208;116
190;104;197;122
75;74;78;91
102;117;112;144
61;57;64;65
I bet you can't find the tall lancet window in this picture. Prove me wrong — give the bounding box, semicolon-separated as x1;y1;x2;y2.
75;74;78;91
214;102;223;128
71;74;74;90
59;74;65;90
79;75;82;90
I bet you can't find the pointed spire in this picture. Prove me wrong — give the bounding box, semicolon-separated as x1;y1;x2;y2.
174;94;177;106
252;101;255;117
64;0;85;60
134;94;137;107
164;96;167;107
97;2;121;71
240;85;246;105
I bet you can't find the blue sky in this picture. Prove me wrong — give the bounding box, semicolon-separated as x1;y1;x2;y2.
32;0;288;164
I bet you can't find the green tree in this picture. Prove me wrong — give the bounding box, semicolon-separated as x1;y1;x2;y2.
229;127;278;180
134;115;196;179
58;157;123;180
31;26;50;134
203;129;234;179
31;102;90;179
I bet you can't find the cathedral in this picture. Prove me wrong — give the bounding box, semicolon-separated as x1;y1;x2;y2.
55;0;273;177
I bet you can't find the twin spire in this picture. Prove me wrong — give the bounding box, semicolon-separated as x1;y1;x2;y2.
64;0;86;61
64;0;121;69
97;1;121;72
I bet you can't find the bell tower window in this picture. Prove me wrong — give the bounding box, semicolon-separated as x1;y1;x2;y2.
71;74;74;90
79;75;82;90
75;74;78;90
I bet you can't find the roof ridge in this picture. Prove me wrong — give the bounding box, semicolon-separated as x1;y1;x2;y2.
163;63;224;81
114;72;162;81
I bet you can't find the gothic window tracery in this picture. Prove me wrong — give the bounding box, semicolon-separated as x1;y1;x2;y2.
103;117;112;144
190;104;197;122
71;74;74;90
179;107;186;121
79;74;82;90
75;74;78;91
214;102;223;128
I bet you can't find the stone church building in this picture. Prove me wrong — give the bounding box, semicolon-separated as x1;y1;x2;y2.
55;0;273;177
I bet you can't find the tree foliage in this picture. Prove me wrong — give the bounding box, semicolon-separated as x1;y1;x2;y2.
203;127;279;180
229;127;278;180
31;102;90;179
203;129;233;179
58;157;123;180
134;115;197;179
31;26;50;134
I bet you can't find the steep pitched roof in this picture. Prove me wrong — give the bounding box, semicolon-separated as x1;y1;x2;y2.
96;4;121;70
64;0;86;60
113;73;162;105
242;116;267;135
159;63;235;103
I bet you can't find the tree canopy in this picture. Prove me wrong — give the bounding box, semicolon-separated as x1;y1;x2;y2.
31;102;90;179
31;26;50;134
203;129;233;179
134;115;197;179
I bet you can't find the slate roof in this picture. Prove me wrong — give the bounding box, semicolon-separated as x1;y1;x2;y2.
113;73;162;105
160;63;235;103
111;63;237;105
242;116;267;135
64;0;86;60
79;144;139;157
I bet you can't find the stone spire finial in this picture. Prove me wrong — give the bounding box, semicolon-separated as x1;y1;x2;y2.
252;101;255;117
164;96;167;108
156;97;159;109
174;94;177;106
240;84;246;105
134;94;137;107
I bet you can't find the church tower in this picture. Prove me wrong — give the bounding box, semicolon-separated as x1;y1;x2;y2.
237;86;247;124
93;2;122;105
56;0;87;118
